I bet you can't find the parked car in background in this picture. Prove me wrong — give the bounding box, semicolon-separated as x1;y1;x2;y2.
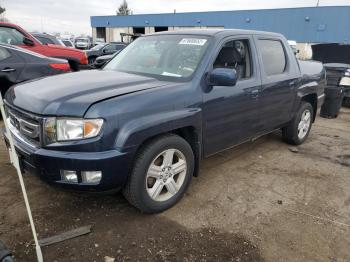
0;44;70;95
0;22;88;71
86;42;126;64
61;39;75;48
93;52;119;68
75;37;92;50
32;33;65;46
3;30;325;213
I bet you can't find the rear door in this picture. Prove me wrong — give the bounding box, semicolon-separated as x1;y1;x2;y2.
202;35;262;156
253;36;300;133
0;46;25;94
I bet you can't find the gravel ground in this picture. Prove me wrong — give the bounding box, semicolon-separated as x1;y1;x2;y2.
0;108;349;262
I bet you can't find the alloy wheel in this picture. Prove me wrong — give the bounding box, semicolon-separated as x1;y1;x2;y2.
297;109;311;140
145;149;187;202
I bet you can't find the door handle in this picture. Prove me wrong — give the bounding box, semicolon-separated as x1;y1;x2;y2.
1;68;16;72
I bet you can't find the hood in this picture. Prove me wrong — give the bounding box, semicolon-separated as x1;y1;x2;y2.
6;70;170;117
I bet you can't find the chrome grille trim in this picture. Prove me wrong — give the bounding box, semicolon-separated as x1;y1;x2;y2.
6;118;38;149
4;104;41;146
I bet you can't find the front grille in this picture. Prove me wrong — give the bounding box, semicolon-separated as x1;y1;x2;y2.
326;69;343;86
5;105;41;147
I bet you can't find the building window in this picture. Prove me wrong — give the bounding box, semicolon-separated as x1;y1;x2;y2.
133;27;145;34
155;27;168;32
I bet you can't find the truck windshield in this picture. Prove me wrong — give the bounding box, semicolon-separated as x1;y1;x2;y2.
76;38;88;43
104;35;211;81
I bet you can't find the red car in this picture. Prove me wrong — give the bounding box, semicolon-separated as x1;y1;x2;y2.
0;22;88;71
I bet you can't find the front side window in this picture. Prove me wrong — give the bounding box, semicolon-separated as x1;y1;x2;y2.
104;35;211;81
213;39;253;80
0;27;25;45
0;47;11;61
36;36;55;45
258;39;287;76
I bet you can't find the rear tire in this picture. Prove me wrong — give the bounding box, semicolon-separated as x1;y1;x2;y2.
282;102;314;145
123;134;194;213
88;56;96;65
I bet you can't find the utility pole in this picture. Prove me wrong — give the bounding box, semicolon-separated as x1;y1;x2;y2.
316;0;320;7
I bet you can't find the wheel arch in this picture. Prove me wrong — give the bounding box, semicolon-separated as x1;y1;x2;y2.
115;109;203;177
301;93;317;122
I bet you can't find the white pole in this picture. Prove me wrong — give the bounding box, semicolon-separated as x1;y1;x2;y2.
0;93;43;262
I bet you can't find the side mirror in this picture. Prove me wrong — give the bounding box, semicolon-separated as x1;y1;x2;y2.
23;37;35;46
207;68;237;86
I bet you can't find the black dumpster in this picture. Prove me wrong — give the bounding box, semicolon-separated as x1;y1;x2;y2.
320;86;344;118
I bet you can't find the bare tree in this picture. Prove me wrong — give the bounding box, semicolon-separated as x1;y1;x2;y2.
117;0;131;16
0;6;5;15
0;5;7;22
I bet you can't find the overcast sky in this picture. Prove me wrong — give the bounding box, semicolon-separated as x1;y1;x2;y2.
1;0;350;35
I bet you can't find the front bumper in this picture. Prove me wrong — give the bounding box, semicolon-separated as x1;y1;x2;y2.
3;127;133;192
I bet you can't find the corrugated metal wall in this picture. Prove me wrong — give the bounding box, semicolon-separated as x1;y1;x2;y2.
91;6;350;43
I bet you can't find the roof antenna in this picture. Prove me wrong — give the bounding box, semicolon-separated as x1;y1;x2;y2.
316;0;320;7
174;9;176;14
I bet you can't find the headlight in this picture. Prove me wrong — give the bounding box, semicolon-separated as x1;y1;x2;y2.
339;76;350;86
44;118;104;143
345;69;350;77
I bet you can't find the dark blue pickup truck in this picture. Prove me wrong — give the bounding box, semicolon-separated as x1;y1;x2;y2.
3;29;325;213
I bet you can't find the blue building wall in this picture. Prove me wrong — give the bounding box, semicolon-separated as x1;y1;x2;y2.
91;6;350;43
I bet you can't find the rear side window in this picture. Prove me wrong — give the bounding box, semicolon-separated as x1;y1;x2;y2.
258;39;286;76
0;47;11;61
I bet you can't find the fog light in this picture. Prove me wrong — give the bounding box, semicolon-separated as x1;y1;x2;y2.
81;171;102;184
61;170;78;183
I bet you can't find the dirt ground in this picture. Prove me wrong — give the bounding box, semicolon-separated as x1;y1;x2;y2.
0;108;349;262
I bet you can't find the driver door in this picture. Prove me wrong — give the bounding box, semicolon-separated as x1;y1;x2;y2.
202;36;262;156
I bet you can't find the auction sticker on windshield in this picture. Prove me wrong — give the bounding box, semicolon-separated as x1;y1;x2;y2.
179;38;207;46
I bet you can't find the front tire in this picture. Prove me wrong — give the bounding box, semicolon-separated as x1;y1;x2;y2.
282;102;314;145
123;134;194;213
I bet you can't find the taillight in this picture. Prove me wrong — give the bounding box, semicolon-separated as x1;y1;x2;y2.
82;53;88;65
49;63;71;72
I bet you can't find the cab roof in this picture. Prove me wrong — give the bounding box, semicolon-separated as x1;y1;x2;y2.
150;29;283;38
